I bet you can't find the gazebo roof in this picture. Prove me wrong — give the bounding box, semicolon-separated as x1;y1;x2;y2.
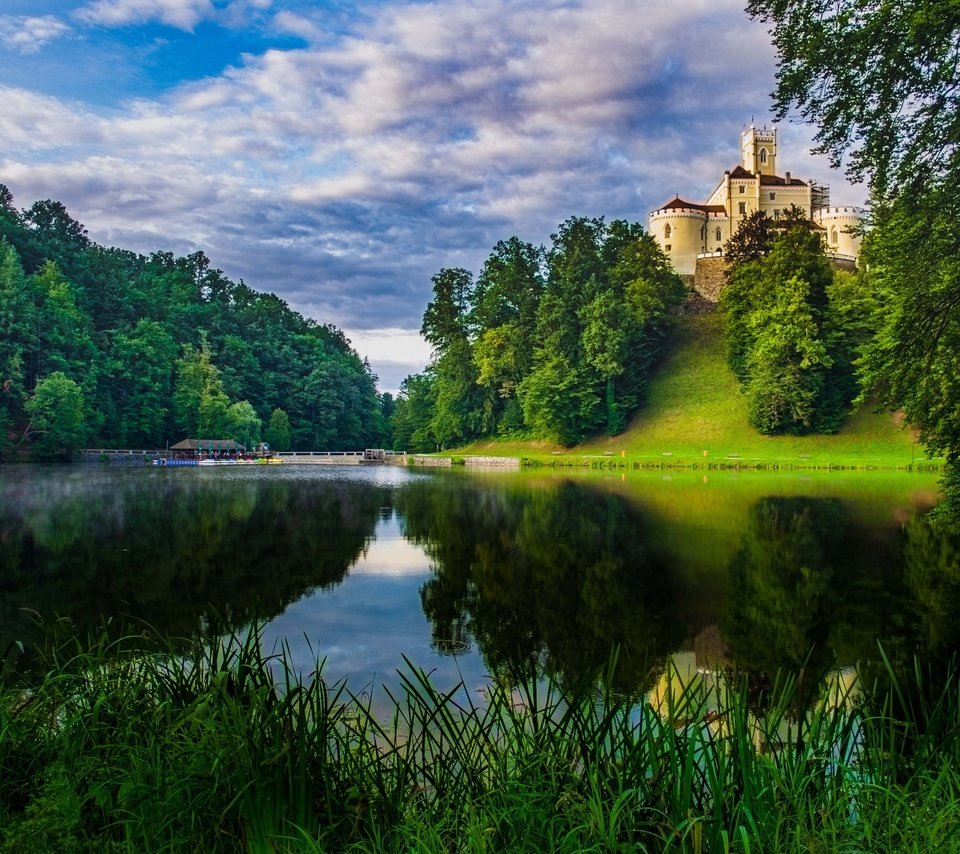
170;438;243;451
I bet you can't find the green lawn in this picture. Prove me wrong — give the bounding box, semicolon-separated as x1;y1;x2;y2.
455;312;939;469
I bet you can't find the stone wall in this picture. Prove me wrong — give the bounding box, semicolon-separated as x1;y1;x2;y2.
693;256;728;302
691;254;857;305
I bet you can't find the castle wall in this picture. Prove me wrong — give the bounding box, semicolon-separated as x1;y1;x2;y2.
693;255;728;301
692;254;857;304
815;207;864;259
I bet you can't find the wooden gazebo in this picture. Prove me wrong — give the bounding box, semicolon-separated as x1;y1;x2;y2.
169;438;243;459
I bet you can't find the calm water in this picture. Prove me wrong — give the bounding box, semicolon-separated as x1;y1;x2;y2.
1;463;956;697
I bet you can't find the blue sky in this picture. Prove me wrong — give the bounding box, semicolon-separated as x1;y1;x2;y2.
0;0;865;392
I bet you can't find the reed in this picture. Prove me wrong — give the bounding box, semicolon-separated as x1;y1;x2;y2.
1;627;958;852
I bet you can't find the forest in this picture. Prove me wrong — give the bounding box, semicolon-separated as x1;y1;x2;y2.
391;218;687;450
0;185;390;459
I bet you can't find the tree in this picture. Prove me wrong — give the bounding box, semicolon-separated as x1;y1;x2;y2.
173;340;230;438
226;400;261;450
421;268;473;352
749;0;960;511
23;372;88;460
110;319;177;446
391;372;437;452
745;275;831;433
857;188;960;470
265;408;292;451
721;218;841;431
748;0;960;197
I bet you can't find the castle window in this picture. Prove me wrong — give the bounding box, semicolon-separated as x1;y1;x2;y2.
715;227;722;242
738;202;746;215
769;192;776;200
759;148;768;164
831;228;838;245
664;244;672;251
773;209;780;221
664;224;672;239
739;185;745;194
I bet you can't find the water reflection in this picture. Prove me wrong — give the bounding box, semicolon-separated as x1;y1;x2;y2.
1;465;957;710
0;466;389;659
399;478;684;692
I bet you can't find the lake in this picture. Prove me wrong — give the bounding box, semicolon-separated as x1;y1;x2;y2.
1;463;955;700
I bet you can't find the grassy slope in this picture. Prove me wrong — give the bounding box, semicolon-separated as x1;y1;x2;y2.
456;312;940;469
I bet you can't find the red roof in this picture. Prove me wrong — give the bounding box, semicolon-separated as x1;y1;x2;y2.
656;196;725;213
760;173;808;186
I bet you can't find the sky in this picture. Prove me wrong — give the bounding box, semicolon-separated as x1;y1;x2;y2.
0;0;866;393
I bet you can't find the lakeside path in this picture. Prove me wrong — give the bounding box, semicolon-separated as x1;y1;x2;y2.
449;313;941;471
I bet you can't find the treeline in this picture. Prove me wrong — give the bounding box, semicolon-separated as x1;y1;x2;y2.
392;217;686;450
719;208;874;434
0;185;389;459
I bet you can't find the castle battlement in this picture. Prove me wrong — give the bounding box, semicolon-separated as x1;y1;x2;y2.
648;125;865;281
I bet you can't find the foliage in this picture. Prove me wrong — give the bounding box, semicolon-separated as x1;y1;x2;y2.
398;217;685;448
721;217;849;434
747;0;960;198
0;188;386;456
745;274;831;433
3;625;960;852
264;407;291;451
858;188;960;463
23;373;87;460
748;0;960;513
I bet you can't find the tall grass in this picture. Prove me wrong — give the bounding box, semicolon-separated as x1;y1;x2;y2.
2;627;959;852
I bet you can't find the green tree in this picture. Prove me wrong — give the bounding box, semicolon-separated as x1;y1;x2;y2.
747;0;960;197
264;408;292;451
745;275;831;433
421;268;473;352
31;261;97;386
857;189;960;476
226;400;261;449
23;372;88;460
391;372;437;452
749;0;960;513
110;319;177;447
173;340;231;438
469;238;544;432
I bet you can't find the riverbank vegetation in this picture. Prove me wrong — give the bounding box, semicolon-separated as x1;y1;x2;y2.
0;188;389;460
391;219;686;451
2;626;959;852
745;0;960;516
455;312;930;469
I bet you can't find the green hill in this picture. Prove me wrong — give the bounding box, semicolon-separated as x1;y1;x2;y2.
455;312;938;469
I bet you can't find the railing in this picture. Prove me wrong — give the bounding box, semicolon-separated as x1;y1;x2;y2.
84;448;163;456
277;451;365;459
85;448;410;465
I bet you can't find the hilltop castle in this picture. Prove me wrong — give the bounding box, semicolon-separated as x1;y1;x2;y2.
648;125;864;297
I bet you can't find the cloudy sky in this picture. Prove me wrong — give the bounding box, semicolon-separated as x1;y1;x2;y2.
0;0;865;392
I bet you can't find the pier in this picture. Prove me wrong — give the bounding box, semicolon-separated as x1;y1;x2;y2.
83;448;408;465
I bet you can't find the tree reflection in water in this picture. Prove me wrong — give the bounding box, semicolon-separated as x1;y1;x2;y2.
0;469;387;664
398;478;685;694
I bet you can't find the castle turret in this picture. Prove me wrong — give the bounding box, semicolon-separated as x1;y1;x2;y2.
741;125;777;176
649;198;713;276
813;206;866;260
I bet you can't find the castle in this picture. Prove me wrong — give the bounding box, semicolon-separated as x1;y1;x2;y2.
648;126;864;298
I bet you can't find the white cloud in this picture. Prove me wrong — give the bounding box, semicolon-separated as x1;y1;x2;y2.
75;0;216;30
73;0;272;31
0;15;71;54
271;10;324;42
2;0;865;381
